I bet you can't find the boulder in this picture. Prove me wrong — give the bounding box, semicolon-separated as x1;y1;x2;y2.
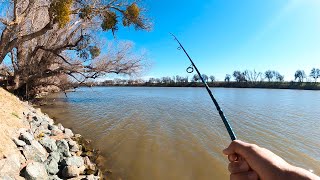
0;153;23;177
56;139;71;158
42;129;52;135
49;152;60;163
68;140;80;152
12;138;26;147
57;123;65;131
83;156;96;172
86;174;100;180
39;136;57;153
62;156;84;168
67;175;88;180
24;162;49;180
22;140;48;162
0;175;15;180
48;124;58;131
66;173;99;180
30;115;43;127
49;175;62;180
64;128;74;138
73;134;82;142
45;156;59;175
62;165;80;178
39;120;49;130
51;129;63;136
19;132;34;145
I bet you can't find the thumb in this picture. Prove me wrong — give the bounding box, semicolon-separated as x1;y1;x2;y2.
223;140;251;156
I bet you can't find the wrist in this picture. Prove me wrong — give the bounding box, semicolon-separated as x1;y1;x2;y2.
285;165;319;180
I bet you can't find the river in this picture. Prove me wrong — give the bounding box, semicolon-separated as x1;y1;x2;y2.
41;87;320;180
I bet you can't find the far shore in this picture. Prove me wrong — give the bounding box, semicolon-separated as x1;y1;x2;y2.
81;81;320;91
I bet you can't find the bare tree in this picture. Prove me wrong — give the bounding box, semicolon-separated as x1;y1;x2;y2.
192;74;200;82
265;70;274;82
295;70;306;82
274;72;284;82
310;68;320;82
201;74;208;82
209;75;215;82
244;70;262;83
0;0;151;98
233;71;246;82
225;74;231;82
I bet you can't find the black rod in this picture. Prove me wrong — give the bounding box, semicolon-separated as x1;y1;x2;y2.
171;33;237;141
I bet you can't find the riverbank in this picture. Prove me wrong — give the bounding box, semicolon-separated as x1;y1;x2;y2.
0;87;103;179
95;81;320;90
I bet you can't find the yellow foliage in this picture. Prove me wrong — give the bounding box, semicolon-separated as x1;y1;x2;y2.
101;11;118;31
123;3;140;26
79;5;93;20
50;0;73;28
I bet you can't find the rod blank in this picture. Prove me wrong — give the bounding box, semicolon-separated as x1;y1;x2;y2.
171;33;237;141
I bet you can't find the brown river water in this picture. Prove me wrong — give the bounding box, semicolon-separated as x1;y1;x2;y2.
41;87;320;180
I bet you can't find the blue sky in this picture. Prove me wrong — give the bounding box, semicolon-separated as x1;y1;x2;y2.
1;0;319;81
105;0;320;81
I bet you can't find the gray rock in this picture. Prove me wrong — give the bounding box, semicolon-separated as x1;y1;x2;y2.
86;174;100;180
64;128;74;138
57;123;65;131
45;156;59;175
74;134;82;139
30;115;43;127
49;175;62;180
23;140;48;162
39;136;57;153
51;129;63;136
47;118;54;126
43;129;52;135
68;140;80;152
56;139;71;157
17;128;28;134
83;156;96;172
0;153;23;176
0;175;15;180
19;132;34;145
67;175;88;180
39;121;49;131
48;124;58;131
24;162;49;180
68;139;77;147
49;152;60;163
12;137;27;147
67;175;99;180
62;156;84;168
62;165;80;178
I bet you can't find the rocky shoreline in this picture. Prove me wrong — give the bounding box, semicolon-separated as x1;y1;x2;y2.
1;103;103;179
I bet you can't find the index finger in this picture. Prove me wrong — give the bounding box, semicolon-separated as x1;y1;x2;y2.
223;140;257;159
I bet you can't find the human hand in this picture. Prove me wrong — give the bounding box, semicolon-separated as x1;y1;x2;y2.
223;140;319;180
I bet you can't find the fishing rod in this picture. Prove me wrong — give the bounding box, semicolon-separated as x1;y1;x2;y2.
171;33;237;141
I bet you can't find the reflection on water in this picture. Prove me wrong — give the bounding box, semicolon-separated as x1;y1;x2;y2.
41;87;320;179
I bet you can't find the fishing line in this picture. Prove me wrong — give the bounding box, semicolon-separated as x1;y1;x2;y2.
171;33;237;141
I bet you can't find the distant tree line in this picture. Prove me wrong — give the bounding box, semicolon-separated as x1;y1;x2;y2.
91;68;320;90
